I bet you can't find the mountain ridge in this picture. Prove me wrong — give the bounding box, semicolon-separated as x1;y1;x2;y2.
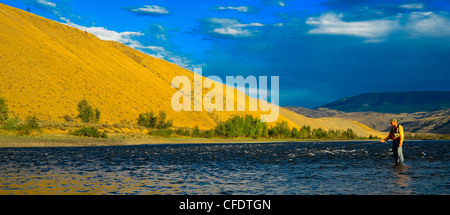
320;91;450;113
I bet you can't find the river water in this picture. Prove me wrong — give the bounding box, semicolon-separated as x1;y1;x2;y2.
0;140;448;195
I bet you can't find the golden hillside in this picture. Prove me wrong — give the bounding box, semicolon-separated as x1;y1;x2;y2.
0;3;380;136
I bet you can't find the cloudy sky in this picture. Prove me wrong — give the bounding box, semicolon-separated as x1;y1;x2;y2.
4;0;450;107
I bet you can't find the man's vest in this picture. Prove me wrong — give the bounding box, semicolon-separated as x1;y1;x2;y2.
391;125;401;139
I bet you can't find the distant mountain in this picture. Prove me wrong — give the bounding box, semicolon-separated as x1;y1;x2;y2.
320;91;450;113
284;107;450;134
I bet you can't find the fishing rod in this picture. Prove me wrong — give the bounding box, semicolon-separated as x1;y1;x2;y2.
333;141;378;149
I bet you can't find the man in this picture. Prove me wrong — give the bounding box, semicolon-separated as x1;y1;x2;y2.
380;118;404;164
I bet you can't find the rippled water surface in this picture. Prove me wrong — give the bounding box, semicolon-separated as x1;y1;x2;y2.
1;140;449;194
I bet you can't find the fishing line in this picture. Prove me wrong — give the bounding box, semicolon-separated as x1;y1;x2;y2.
332;141;377;149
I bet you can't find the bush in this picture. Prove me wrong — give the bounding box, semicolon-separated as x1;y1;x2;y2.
312;128;327;139
175;127;190;136
0;98;8;125
192;125;200;137
19;115;41;135
1;116;20;131
157;111;173;130
214;114;268;139
77;98;100;123
137;111;158;128
149;129;173;137
70;126;107;138
137;110;173;130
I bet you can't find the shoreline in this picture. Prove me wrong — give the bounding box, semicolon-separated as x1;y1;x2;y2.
1;131;443;148
0;133;376;148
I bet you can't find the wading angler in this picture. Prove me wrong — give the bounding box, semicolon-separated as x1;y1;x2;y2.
171;68;279;122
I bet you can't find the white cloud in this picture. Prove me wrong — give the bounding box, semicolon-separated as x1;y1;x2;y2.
400;3;424;9
217;6;250;13
306;13;398;42
71;24;144;44
406;12;450;37
129;5;169;15
203;18;282;38
36;0;56;7
68;23;192;68
206;18;264;37
261;0;286;7
306;11;450;42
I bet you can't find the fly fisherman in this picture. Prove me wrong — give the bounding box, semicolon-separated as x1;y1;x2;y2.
380;119;404;164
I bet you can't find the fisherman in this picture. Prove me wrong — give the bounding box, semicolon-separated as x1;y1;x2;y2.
380;118;404;164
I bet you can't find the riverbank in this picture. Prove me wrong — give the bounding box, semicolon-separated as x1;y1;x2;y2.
1;129;446;148
0;133;298;148
0;132;374;148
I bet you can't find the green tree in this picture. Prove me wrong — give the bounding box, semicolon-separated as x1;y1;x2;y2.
77;98;100;123
299;125;311;139
192;125;200;137
214;123;226;137
260;123;268;137
2;116;20;131
157;111;173;130
312;128;327;139
138;110;173;130
137;110;158;128
19;115;41;135
0;98;8;125
213;114;269;139
291;127;299;139
343;128;357;139
268;125;279;137
225;120;238;138
273;121;290;138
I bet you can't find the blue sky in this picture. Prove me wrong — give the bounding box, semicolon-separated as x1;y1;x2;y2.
3;0;450;108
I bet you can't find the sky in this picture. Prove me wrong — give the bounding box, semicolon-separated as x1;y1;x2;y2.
3;0;450;108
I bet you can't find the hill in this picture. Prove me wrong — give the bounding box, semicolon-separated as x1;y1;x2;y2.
0;3;379;137
0;3;278;130
320;91;450;113
285;107;450;135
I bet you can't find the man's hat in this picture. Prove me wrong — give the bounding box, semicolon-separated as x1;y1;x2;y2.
390;118;397;122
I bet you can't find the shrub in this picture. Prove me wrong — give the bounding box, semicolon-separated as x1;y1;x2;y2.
214;114;269;139
62;114;74;122
175;127;190;136
70;126;107;138
1;116;20;131
137;111;157;128
77;98;100;123
0;98;8;125
137;110;173;130
149;129;173;137
157;111;173;130
201;129;214;138
312;128;327;139
19;115;41;135
192;125;200;137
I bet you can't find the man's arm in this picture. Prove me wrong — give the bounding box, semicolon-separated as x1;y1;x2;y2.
380;130;392;143
399;125;404;147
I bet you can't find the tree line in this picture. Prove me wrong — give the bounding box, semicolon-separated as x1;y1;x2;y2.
1;97;361;139
172;114;361;140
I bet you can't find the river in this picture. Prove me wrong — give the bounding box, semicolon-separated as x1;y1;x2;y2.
0;140;448;194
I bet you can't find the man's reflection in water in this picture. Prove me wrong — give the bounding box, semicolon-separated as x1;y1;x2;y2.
391;164;411;194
